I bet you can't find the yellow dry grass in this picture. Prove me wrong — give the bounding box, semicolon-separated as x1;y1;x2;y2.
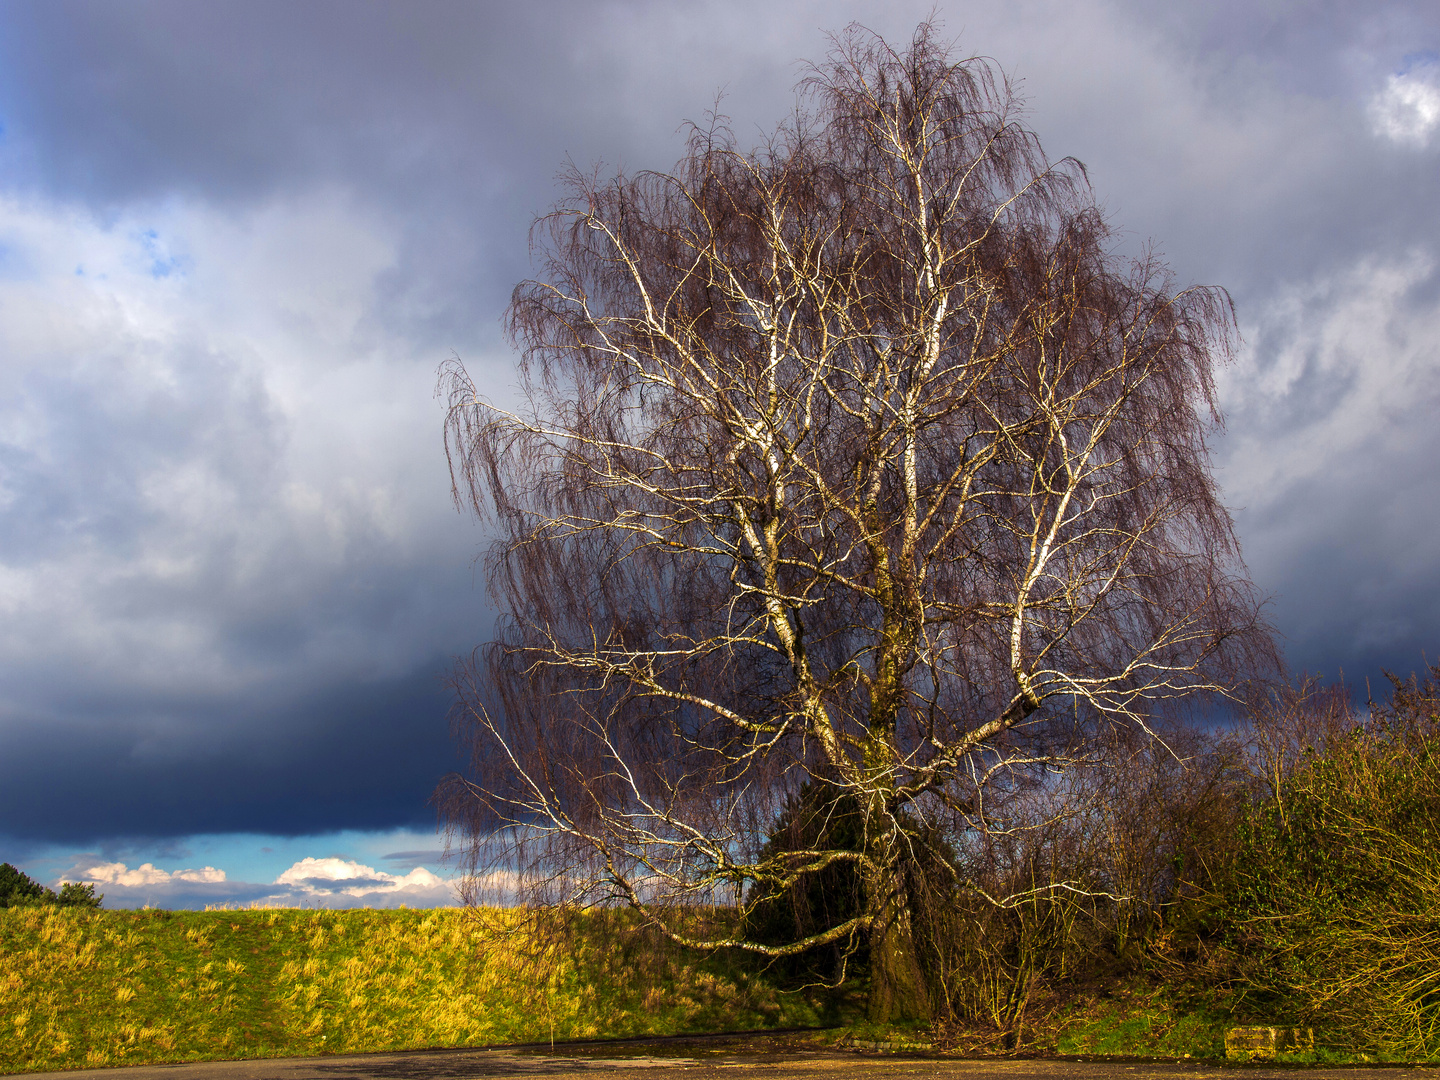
0;906;816;1074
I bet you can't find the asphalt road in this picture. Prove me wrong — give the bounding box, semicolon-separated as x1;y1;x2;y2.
13;1043;1440;1080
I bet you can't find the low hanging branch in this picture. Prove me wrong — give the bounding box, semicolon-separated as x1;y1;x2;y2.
437;21;1273;1025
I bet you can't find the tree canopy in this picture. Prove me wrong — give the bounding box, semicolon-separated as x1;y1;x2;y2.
438;23;1272;1023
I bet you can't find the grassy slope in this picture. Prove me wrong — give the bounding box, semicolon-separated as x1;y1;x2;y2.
4;907;1398;1074
0;906;822;1074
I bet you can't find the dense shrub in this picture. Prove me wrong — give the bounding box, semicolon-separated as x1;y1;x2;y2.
925;727;1248;1034
743;785;868;989
58;881;104;908
0;863;103;908
1227;678;1440;1057
0;863;49;907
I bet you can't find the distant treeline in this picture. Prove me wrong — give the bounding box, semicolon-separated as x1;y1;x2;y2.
0;863;101;909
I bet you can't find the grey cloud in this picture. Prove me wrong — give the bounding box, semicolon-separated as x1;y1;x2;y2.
0;0;1438;852
0;1;520;203
1218;250;1440;681
47;871;456;911
381;849;445;863
0;0;950;851
0;2;935;343
0;341;281;567
291;875;391;892
79;880;282;911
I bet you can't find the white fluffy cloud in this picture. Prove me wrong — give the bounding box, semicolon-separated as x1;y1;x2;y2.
62;855;455;909
274;856;445;898
1370;69;1440;146
79;861;226;886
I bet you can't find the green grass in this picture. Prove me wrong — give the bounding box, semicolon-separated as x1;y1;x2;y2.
1051;985;1228;1059
7;906;1415;1073
0;906;824;1074
1046;982;1400;1065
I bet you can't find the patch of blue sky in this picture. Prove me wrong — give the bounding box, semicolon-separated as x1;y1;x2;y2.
0;239;36;279
188;828;453;883
1400;51;1439;75
14;826;455;895
135;226;187;280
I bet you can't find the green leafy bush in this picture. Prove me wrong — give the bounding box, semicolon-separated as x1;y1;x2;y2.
58;882;103;908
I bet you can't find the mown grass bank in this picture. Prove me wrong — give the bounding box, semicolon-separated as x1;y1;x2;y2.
0;906;823;1074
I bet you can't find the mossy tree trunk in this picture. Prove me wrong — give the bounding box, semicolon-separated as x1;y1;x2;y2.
864;858;932;1024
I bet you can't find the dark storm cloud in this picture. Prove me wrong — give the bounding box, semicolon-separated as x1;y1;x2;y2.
0;663;458;843
0;1;541;202
0;0;1438;856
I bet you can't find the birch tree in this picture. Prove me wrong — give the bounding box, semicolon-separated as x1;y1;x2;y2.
438;23;1272;1023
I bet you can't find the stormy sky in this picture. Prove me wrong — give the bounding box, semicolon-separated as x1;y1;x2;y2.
1;0;1438;907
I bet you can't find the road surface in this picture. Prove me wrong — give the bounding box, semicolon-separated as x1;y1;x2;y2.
11;1038;1438;1080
